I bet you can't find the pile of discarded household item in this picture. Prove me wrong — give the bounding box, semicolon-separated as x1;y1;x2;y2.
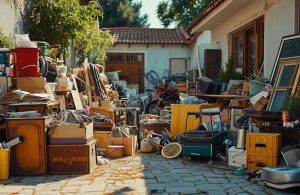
0;33;299;192
0;34;140;180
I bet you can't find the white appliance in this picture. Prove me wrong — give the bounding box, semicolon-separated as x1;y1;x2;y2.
228;146;246;167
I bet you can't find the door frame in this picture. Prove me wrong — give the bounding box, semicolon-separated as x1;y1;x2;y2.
106;52;145;92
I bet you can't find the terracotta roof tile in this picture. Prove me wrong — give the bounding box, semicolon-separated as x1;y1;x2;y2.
104;27;190;45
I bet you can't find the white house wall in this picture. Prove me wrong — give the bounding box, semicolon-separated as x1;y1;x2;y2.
264;0;295;78
106;44;190;88
190;31;211;71
210;0;295;79
0;0;25;38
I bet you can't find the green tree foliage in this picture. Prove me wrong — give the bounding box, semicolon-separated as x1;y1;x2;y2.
28;0;114;65
285;95;300;117
157;0;214;28
0;30;14;48
99;0;149;28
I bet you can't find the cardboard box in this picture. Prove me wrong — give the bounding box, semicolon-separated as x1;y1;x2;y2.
90;107;114;121
94;131;111;148
57;77;69;91
243;82;249;93
253;96;268;111
16;77;46;93
100;98;111;108
49;122;93;139
107;135;137;156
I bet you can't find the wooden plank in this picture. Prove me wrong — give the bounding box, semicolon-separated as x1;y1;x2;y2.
71;74;79;92
71;90;83;110
87;68;96;97
83;63;93;107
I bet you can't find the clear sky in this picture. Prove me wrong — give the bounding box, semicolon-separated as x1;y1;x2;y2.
135;0;168;28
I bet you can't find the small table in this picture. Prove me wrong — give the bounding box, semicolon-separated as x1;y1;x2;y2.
191;94;241;107
193;94;239;98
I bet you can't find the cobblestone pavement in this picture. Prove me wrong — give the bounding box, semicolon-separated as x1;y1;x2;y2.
0;153;299;194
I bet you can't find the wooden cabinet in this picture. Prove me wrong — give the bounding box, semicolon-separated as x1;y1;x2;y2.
7;118;47;176
48;140;97;174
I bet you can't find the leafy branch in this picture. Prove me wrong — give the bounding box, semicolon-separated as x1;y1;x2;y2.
28;0;114;65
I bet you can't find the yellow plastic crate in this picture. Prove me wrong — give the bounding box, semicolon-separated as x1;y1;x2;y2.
247;153;279;171
246;133;281;156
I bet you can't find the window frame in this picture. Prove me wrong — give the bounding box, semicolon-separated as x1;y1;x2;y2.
169;58;187;77
268;58;300;111
231;16;264;77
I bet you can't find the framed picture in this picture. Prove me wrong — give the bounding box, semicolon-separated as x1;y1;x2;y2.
268;58;300;111
270;34;300;85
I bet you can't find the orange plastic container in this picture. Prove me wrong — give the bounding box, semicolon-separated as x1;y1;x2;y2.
246;133;281;156
246;153;279;171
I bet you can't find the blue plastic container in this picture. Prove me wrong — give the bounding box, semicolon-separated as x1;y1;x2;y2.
0;48;9;66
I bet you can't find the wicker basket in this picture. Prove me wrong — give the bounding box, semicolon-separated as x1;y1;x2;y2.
139;121;170;134
140;139;154;153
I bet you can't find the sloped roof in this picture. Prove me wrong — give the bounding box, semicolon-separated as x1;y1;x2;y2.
105;27;191;45
186;0;226;32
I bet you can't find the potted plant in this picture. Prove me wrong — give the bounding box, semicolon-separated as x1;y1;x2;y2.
219;55;244;83
285;95;300;120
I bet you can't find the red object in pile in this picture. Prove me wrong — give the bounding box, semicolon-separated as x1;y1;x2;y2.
12;48;39;77
156;88;163;93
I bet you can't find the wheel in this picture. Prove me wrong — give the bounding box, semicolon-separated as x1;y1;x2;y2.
145;99;164;115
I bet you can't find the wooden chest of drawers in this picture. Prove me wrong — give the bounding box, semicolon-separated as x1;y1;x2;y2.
47;140;97;174
7;118;47;176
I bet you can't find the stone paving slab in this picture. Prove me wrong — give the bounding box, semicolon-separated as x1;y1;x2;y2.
0;153;299;194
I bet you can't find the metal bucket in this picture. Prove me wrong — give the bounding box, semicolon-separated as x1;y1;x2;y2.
236;127;247;149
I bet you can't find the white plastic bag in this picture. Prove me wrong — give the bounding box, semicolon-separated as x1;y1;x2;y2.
15;34;37;48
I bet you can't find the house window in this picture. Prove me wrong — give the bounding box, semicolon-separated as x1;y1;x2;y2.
126;54;143;62
232;16;264;77
107;54;124;62
233;34;243;73
170;58;187;77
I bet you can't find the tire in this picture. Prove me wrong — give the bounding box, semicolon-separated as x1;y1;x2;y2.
145;99;164;115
